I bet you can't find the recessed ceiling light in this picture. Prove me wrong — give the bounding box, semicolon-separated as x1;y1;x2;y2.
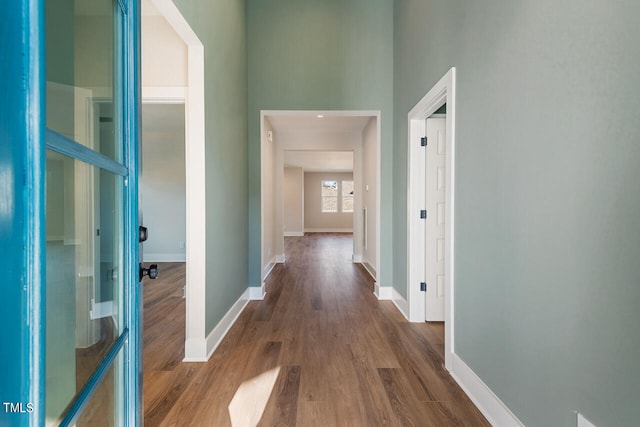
317;114;324;118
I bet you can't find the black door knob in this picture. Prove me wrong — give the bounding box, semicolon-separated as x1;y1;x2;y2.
139;226;148;242
139;263;159;281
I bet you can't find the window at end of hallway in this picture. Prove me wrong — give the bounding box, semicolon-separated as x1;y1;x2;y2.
321;180;338;212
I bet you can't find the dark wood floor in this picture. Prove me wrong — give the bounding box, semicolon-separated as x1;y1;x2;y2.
143;233;489;426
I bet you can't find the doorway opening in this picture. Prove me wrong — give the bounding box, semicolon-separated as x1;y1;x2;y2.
139;102;187;374
407;68;456;370
142;0;207;362
260;111;381;295
141;103;186;265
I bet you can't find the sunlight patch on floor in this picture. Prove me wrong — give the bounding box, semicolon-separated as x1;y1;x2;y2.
228;366;281;427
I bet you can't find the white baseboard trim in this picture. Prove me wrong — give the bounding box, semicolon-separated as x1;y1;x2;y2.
90;299;114;320
183;288;250;362
391;288;409;318
263;259;276;280
374;283;393;300
249;284;265;300
359;258;376;280
450;353;524;427
205;288;250;360
304;228;353;233
143;253;186;262
183;337;207;362
263;254;285;281
284;231;304;237
374;284;409;319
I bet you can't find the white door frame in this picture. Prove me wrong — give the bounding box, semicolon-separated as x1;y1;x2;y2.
259;110;382;294
407;68;456;370
146;0;208;361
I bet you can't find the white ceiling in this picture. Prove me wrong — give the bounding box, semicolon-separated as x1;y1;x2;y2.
267;114;371;134
284;150;353;172
268;113;373;172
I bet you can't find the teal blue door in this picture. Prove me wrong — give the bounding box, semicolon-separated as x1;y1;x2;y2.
0;0;141;425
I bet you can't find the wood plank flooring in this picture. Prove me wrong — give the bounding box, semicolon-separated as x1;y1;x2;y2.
143;233;489;426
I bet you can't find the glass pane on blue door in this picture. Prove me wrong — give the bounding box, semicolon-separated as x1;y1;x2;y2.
45;150;125;424
43;0;138;423
75;353;124;426
45;0;120;162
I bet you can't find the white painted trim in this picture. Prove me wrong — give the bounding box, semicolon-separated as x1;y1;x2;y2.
406;67;457;370
577;413;597;427
391;288;409;319
143;253;186;262
260;110;382;298
374;284;393;300
263;257;277;280
355;256;377;281
184;32;206;365
183;337;207;362
184;288;251;361
249;285;266;300
363;263;376;280
263;260;275;279
141;86;186;101
284;231;304;237
450;353;524;427
304;228;353;233
261;114;277;302
407;115;427;322
352;142;363;265
375;114;382;313
205;288;250;361
151;0;207;363
262;254;285;281
262;110;381;118
151;0;203;45
89;299;114;320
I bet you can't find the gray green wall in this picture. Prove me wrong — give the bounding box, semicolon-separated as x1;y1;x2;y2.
156;1;640;425
393;1;640;426
246;0;394;287
172;0;248;333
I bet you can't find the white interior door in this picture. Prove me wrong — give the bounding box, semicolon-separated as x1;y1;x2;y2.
425;117;446;321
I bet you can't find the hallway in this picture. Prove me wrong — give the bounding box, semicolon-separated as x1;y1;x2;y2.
144;234;489;426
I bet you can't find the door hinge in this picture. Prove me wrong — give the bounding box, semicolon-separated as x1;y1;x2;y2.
420;282;427;292
420;209;427;219
420;136;428;147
